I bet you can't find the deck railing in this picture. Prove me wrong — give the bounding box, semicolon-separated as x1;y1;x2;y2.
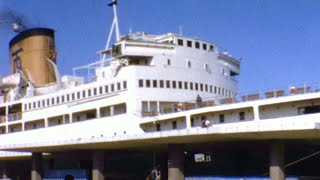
141;82;320;117
7;113;22;122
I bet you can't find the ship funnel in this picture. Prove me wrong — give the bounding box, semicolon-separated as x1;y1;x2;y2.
9;28;57;87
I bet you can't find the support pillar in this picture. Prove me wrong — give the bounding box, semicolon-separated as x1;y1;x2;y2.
253;105;260;120
92;151;105;180
159;153;168;180
168;144;184;180
269;142;285;180
31;152;43;180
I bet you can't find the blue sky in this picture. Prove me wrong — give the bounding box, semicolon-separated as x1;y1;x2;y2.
0;0;320;93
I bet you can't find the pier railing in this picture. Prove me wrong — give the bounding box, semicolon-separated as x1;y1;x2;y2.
141;82;320;117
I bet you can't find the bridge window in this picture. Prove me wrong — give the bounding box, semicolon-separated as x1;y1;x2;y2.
203;43;207;50
195;41;200;49
187;40;192;47
209;45;214;52
177;39;184;46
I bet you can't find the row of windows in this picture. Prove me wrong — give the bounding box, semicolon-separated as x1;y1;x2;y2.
154;112;246;131
138;79;234;97
24;81;127;111
177;38;214;52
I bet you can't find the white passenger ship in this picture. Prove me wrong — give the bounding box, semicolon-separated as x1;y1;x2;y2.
0;1;320;180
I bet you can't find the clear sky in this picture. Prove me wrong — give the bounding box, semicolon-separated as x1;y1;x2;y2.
0;0;320;93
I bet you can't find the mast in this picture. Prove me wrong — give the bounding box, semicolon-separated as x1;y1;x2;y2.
103;0;120;62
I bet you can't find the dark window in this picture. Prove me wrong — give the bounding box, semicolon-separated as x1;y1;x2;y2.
205;84;208;92
187;40;192;47
210;86;213;93
160;80;164;88
99;87;103;94
184;82;188;89
67;95;70;101
105;85;109;93
214;86;217;94
190;82;193;90
38;101;41;108
139;79;143;87
210;45;214;52
195;42;200;49
47;99;50;106
77;92;80;99
195;83;199;91
178;81;182;89
33;102;36;108
167;59;171;66
117;82;121;90
94;88;98;95
191;118;194;127
188;61;191;68
172;81;176;89
72;93;75;100
203;43;207;50
61;96;65;103
177;39;184;46
239;112;245;121
166;80;170;88
123;81;127;89
111;84;114;92
219;114;225;123
51;98;55;105
172;121;177;129
42;100;45;107
156;124;161;131
200;84;203;91
88;89;92;96
298;105;320;115
153;80;157;88
146;80;151;88
57;97;60;104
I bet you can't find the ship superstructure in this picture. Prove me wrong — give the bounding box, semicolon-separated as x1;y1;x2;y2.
0;1;320;180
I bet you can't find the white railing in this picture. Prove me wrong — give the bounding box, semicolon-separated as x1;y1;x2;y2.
141;82;320;117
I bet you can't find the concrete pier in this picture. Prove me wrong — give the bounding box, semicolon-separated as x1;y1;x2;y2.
92;151;105;180
31;153;43;180
168;144;184;180
269;142;285;180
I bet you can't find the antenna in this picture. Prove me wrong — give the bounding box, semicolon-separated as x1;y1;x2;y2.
103;0;121;61
179;25;182;35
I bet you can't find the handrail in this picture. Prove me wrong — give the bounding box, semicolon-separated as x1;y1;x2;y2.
141;82;320;117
